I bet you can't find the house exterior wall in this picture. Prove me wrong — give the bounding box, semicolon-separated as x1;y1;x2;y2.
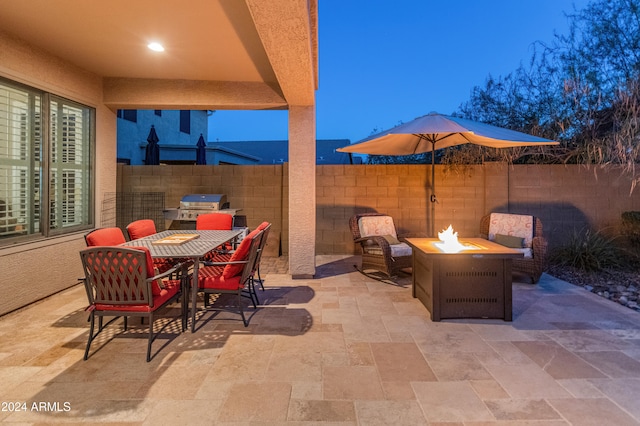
0;31;116;316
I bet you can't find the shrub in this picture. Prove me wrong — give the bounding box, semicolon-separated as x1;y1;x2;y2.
550;228;624;272
621;211;640;249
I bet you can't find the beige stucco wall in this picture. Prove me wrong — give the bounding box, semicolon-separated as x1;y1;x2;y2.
288;105;316;278
0;31;116;316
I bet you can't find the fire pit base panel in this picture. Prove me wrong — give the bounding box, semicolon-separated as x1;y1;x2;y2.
406;238;521;322
413;255;512;321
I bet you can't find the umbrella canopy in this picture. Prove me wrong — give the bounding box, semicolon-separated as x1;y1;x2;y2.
338;112;558;155
337;112;559;235
144;125;160;165
196;134;207;165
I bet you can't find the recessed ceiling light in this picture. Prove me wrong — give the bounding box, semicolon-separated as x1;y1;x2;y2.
147;42;165;52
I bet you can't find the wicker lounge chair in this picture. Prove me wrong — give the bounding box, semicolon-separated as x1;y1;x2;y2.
349;213;412;278
479;213;548;284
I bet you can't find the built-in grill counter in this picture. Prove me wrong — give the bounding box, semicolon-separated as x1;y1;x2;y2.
163;194;246;230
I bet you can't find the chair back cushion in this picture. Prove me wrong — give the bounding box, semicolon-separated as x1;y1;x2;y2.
85;227;126;246
358;216;397;239
196;213;233;230
222;228;261;278
126;219;157;240
488;213;534;248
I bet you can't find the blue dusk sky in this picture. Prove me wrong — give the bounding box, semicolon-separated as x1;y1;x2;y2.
208;0;589;145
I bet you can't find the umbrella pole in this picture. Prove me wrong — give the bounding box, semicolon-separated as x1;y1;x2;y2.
429;140;436;237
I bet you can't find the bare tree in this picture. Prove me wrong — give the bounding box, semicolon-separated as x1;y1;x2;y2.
447;0;640;192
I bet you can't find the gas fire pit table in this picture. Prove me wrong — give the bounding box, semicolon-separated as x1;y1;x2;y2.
405;238;523;321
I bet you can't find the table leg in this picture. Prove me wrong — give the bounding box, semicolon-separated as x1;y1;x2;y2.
190;257;200;332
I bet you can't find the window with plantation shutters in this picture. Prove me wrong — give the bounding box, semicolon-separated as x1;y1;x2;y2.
0;78;94;243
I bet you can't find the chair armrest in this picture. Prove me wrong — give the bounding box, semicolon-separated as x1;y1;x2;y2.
152;261;189;280
202;260;248;267
355;235;392;255
532;236;548;262
353;237;371;244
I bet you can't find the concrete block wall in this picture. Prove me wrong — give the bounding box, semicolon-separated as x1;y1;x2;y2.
509;164;640;246
119;163;640;257
118;163;284;256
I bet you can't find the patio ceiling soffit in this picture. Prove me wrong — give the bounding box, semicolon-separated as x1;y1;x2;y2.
102;78;288;110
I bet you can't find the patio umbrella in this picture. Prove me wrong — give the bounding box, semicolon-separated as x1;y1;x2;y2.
337;112;559;236
144;125;160;165
195;134;207;165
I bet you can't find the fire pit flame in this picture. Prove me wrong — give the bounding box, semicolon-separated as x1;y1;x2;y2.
436;225;467;253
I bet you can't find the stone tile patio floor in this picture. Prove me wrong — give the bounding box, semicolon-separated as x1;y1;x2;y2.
2;255;640;425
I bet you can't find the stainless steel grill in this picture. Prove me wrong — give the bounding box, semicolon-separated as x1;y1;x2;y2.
163;194;243;223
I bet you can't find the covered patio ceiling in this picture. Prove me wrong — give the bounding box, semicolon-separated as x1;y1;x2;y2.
0;0;318;110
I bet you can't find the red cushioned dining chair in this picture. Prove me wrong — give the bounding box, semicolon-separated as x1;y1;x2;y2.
205;223;269;305
125;219;178;274
125;219;157;240
196;212;233;231
84;227;127;246
196;228;263;327
79;246;186;362
196;212;235;257
253;222;271;291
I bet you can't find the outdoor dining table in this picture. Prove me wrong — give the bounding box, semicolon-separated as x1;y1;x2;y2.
124;229;244;332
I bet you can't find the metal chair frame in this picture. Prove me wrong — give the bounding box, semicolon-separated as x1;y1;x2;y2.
197;230;263;327
80;246;186;362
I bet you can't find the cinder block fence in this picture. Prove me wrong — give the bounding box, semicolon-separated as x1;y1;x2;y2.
118;162;640;256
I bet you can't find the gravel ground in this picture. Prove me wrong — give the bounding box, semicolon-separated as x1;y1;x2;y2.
547;264;640;313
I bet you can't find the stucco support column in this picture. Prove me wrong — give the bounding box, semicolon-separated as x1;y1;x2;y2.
288;105;316;278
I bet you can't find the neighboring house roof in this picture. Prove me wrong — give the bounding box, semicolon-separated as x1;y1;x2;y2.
212;139;356;164
138;143;262;164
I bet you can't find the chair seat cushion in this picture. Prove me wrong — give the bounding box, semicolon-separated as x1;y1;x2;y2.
199;265;243;290
153;258;178;274
364;242;412;258
94;279;181;312
513;248;533;258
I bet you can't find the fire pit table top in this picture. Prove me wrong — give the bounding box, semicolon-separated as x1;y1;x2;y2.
405;237;524;258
